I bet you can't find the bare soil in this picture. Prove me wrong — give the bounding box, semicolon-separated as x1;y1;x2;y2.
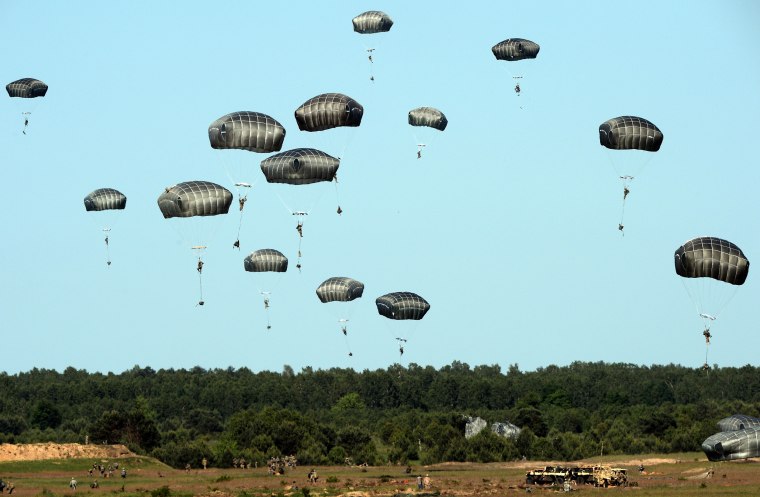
0;443;134;462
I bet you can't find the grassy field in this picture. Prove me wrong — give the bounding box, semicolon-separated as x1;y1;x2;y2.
0;454;758;497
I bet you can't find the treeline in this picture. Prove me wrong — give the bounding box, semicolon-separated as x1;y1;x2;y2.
0;361;758;467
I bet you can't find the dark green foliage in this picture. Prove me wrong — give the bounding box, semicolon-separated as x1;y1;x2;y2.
0;362;759;465
151;486;171;497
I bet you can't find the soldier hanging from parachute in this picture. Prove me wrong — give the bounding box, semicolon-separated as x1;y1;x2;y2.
353;11;393;82
84;188;127;267
6;78;48;134
674;237;749;371
599;116;663;235
208;111;286;249
244;249;288;330
158;181;232;306
316;277;365;357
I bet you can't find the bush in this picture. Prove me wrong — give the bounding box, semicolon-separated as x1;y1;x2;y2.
151;486;171;497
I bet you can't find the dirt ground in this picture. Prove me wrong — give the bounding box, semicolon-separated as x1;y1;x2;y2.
0;445;758;496
0;443;134;462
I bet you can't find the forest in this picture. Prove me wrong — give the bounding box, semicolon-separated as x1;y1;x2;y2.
0;361;757;468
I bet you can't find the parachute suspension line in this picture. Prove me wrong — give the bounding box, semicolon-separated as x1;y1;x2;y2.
193;246;207;307
22;112;31;135
103;228;112;267
294;212;307;272
334;177;343;215
339;319;353;357
261;291;272;330
233;185;251;249
619;176;633;235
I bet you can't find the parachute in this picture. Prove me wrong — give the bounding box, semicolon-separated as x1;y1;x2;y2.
599;116;663;152
352;11;393;81
244;249;288;273
157;181;233;219
492;39;540;104
84;188;126;267
244;249;288;329
717;414;760;432
208;111;286;249
84;188;127;212
158;181;232;306
7;78;48;134
260;148;339;185
317;277;365;303
6;78;48;98
294;93;363;132
408;107;448;131
599;116;663;234
491;39;540;61
352;11;393;34
317;277;365;356
376;292;431;320
674;237;749;285
408;107;448;158
208;111;285;153
261;148;341;269
674;237;750;367
702;427;760;461
376;292;430;358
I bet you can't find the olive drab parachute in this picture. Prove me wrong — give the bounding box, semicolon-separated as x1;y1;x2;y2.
84;188;127;212
208;111;285;153
157;181;233;218
702;427;760;461
294;93;364;132
491;39;540;61
408;107;448;131
84;188;127;267
492;39;539;103
376;292;430;321
599;116;663;152
408;107;447;158
7;78;48;134
717;414;760;432
158;181;232;306
674;237;750;368
244;249;288;330
376;292;430;358
316;277;365;303
261;148;341;269
317;277;365;356
208;111;286;249
599;116;663;235
260;148;339;185
352;11;393;34
244;249;288;273
674;237;749;285
6;78;48;98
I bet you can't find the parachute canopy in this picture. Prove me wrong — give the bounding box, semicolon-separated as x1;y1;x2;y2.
718;414;760;432
260;148;339;185
599;116;663;152
674;237;750;286
84;188;127;212
376;292;430;320
157;181;232;219
244;249;288;272
316;277;365;303
6;78;48;98
352;11;393;34
208;111;285;153
702;427;760;461
492;39;540;61
295;93;363;132
408;107;448;131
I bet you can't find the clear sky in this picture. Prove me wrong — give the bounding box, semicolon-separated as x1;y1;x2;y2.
1;1;759;375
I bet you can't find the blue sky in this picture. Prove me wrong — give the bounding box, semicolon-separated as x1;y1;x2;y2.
1;1;759;375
